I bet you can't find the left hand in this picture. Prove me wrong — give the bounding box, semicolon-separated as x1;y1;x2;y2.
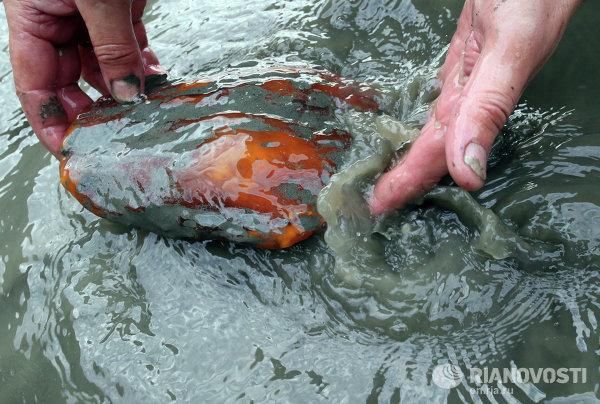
3;0;163;158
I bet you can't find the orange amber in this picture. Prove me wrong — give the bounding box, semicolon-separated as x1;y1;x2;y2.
60;68;380;248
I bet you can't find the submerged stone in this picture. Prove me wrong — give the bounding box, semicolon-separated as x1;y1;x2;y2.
60;68;380;248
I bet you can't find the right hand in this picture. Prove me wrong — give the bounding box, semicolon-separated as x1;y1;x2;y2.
3;0;164;158
370;0;580;215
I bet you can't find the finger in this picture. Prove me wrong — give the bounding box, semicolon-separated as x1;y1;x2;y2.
7;23;68;157
79;33;161;95
141;47;165;76
369;2;479;215
79;0;162;94
75;0;144;103
444;0;580;190
79;43;111;95
134;24;165;76
131;0;165;76
133;18;165;76
439;0;474;82
370;120;448;215
56;44;93;122
11;39;92;157
77;25;110;94
369;62;465;215
5;2;90;157
445;45;530;191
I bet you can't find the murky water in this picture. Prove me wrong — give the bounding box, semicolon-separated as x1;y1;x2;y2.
1;1;599;403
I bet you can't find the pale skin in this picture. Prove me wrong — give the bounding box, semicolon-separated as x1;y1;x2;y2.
3;0;581;213
370;0;581;214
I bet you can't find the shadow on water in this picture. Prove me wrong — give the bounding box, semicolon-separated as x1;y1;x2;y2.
0;0;599;403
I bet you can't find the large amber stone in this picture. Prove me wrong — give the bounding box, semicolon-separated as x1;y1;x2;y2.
60;68;379;248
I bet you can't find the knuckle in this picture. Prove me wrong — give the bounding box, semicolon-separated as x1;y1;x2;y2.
472;90;515;133
94;43;140;68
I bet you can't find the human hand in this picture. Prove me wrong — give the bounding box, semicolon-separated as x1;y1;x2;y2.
370;0;580;215
3;0;163;158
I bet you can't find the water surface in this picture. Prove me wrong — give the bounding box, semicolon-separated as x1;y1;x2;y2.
0;1;599;402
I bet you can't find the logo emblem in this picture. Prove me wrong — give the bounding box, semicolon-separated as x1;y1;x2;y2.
432;364;464;389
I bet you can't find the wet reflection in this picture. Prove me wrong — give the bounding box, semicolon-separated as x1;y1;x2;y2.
0;0;599;402
61;69;379;248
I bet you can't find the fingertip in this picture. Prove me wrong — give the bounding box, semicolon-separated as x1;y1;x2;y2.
145;64;167;77
448;142;488;191
38;124;69;159
446;110;491;191
449;169;485;192
140;46;166;77
370;169;413;215
368;188;389;216
370;120;450;214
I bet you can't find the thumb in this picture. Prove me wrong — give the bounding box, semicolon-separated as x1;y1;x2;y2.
445;45;531;191
75;0;144;103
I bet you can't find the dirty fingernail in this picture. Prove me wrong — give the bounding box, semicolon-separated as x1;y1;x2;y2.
463;142;487;181
110;75;142;103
